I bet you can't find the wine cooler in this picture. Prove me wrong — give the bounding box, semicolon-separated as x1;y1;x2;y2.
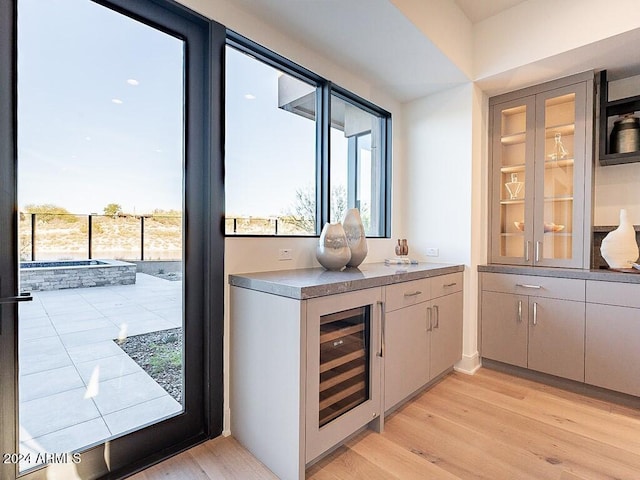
305;287;382;463
319;305;370;427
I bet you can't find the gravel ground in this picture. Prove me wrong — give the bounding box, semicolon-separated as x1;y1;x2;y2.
116;328;183;404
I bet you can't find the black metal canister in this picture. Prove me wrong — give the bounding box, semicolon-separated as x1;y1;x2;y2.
610;115;640;154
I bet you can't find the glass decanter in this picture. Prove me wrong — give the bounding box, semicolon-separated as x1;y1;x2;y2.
548;132;568;161
505;173;523;200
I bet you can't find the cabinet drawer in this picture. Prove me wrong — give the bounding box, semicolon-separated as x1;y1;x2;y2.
482;272;585;302
385;278;430;312
431;272;463;299
586;280;640;308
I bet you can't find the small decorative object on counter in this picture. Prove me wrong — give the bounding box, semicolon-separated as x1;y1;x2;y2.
342;208;367;267
395;239;403;256
600;208;640;269
316;223;351;270
394;239;409;256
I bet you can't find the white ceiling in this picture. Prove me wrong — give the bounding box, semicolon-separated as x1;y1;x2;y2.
454;0;526;23
228;0;470;102
228;0;640;102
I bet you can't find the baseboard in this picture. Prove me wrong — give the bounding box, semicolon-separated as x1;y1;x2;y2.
454;352;481;375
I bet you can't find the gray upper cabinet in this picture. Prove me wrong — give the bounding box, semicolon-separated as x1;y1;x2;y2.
489;72;594;268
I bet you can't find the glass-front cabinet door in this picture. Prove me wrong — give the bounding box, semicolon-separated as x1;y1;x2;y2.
534;84;587;268
490;96;536;265
489;73;591;268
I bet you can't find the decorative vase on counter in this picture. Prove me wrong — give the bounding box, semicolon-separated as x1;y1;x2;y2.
600;208;639;269
394;239;409;256
342;208;367;267
316;223;351;270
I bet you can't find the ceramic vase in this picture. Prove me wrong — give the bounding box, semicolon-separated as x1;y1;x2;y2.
316;223;351;270
342;208;367;267
600;208;639;269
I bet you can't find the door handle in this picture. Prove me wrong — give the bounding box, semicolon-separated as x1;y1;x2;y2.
0;293;33;304
377;301;385;358
433;305;439;329
517;300;522;323
532;302;538;326
0;293;32;336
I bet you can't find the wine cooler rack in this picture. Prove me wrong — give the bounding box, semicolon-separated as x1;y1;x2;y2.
318;306;370;427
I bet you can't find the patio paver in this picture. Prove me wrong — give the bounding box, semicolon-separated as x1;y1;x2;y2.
17;273;183;469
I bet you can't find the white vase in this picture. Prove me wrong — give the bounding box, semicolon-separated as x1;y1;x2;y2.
316;223;351;270
342;208;367;267
600;209;639;269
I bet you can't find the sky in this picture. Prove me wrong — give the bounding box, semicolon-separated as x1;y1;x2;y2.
18;0;184;215
17;0;351;218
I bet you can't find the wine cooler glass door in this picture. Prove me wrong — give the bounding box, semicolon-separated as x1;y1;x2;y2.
305;287;382;463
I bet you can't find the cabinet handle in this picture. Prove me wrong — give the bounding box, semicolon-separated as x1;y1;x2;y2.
535;241;542;263
377;301;385;358
532;301;538;326
525;241;530;262
404;291;422;297
443;282;457;288
517;300;522;323
516;283;541;289
427;307;432;331
434;305;439;329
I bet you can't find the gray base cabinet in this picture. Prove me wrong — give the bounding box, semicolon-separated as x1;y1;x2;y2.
585;281;640;397
480;272;585;382
384;272;463;411
527;296;584;382
481;290;528;368
481;271;640;398
230;265;464;480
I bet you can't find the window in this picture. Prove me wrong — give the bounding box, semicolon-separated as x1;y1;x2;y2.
225;33;391;237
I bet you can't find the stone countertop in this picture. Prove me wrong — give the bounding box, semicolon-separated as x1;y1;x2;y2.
228;262;464;300
478;264;640;284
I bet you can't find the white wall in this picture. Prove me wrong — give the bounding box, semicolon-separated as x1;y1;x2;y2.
403;83;482;373
177;0;404;435
594;74;640;226
474;0;640;81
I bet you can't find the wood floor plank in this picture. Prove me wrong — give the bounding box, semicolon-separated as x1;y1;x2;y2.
384;403;551;479
415;378;640;479
190;437;278;480
444;373;640;455
306;441;398;480
129;368;640;480
344;429;460;480
127;450;211;480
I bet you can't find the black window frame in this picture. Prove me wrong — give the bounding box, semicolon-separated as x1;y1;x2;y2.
225;31;392;238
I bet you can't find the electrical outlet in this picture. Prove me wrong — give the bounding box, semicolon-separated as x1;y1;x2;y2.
426;247;439;257
278;248;293;261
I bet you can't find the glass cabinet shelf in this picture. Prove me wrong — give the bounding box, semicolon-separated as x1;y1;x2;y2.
500;163;526;174
543;195;573;202
500;132;526;145
544;123;575;136
543;158;574;168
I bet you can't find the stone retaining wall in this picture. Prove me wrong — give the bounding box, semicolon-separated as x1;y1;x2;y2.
20;260;137;292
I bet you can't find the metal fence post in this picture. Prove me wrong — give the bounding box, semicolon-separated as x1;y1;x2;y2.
31;213;36;261
88;214;93;259
140;216;145;261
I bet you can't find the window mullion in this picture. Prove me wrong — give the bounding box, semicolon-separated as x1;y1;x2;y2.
317;82;331;234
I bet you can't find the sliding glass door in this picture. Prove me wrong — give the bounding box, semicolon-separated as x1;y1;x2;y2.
0;1;224;478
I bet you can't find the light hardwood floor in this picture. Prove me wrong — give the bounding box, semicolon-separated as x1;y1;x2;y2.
129;368;640;480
